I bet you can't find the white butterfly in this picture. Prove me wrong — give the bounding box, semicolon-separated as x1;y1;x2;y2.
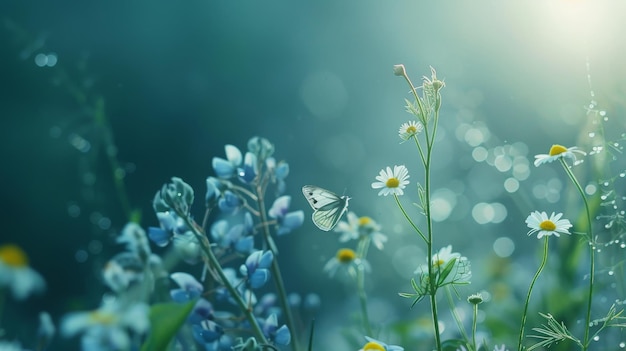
301;185;350;231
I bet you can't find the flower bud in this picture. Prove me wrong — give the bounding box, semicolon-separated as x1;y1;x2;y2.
393;64;406;77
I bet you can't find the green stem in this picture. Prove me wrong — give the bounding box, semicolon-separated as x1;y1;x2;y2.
517;237;549;351
445;287;471;349
559;158;595;350
93;96;135;222
472;303;478;351
256;185;300;351
393;194;428;243
177;212;268;344
424;93;442;351
412;131;427;167
356;237;373;336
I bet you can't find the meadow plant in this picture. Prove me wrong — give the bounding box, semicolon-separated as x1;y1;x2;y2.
3;63;626;351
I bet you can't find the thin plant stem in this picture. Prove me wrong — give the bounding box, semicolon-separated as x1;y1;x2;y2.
517;236;549;351
412;134;427;166
356;237;373;337
393;194;428;243
255;185;301;351
424;91;442;351
471;302;478;351
559;158;595;351
400;67;442;351
445;287;471;349
177;212;269;344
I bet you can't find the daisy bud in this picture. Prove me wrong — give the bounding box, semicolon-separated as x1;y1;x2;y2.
393;64;406;77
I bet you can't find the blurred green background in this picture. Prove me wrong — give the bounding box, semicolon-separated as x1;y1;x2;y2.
1;0;625;349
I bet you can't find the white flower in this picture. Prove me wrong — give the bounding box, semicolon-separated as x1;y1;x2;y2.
415;245;471;286
526;211;572;239
323;248;370;279
334;212;388;250
0;341;23;351
534;144;586;167
359;336;404;351
61;297;149;350
398;121;423;141
371;165;410;196
0;244;45;300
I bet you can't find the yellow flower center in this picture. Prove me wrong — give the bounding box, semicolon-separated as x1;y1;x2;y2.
89;311;118;325
0;244;29;267
386;177;400;188
336;248;356;263
406;125;417;134
359;216;372;226
549;144;567;156
434;258;445;267
539;220;556;231
363;341;386;351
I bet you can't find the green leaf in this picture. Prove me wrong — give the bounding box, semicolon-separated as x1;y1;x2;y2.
141;300;196;351
436;257;457;286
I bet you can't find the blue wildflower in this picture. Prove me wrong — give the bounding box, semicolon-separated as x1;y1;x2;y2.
218;190;243;213
247;137;274;161
205;176;223;207
212;145;243;179
170;272;203;302
240;251;273;289
237;152;258;184
268;196;304;235
192;319;224;344
188;298;215;325
153;177;195;214
262;314;290;345
210;220;254;254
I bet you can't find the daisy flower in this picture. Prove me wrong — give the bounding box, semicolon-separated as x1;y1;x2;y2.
323;248;370;278
334;212;388;250
0;244;45;300
415;245;471;286
526;211;572;239
61;297;150;350
359;336;404;351
533;144;586;167
398;121;423;141
371;165;410;196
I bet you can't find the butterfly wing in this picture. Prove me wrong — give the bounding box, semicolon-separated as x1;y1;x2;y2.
302;185;350;231
302;185;341;210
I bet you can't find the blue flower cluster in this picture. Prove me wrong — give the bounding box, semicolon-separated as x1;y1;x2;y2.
147;137;304;350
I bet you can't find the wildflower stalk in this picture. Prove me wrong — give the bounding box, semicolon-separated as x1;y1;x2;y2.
356;236;374;337
175;211;269;345
445;287;471;349
517;237;549;351
393;193;427;243
398;66;444;351
256;185;301;351
558;158;595;351
471;300;478;351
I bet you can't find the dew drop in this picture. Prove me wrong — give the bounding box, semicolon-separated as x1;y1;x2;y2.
604;116;609;121
619;341;625;348
593;335;600;342
609;270;614;276
588;132;595;138
621;243;626;249
599;110;606;116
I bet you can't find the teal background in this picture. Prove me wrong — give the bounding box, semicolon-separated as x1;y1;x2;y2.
1;0;626;349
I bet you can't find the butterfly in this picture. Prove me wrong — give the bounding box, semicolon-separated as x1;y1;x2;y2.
301;185;350;231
